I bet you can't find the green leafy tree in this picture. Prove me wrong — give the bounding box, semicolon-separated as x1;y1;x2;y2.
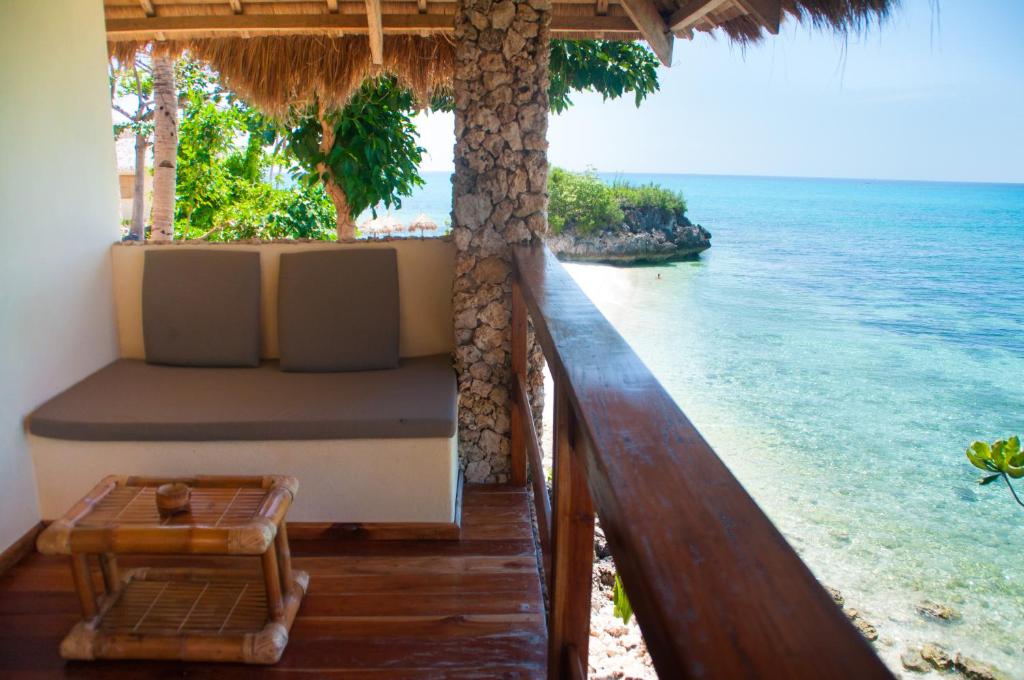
549;40;660;114
172;58;336;241
286;76;424;240
966;436;1024;509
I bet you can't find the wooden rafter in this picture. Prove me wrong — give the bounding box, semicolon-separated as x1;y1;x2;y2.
365;0;384;65
737;0;781;34
618;0;673;65
106;13;640;41
596;0;609;16
668;0;727;35
138;0;155;17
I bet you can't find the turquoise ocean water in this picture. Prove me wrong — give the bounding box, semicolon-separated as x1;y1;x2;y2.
401;172;1024;673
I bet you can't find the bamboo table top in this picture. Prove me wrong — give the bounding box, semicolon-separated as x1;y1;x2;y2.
37;475;298;556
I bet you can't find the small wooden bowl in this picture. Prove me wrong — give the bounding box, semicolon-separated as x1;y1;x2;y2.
155;483;191;518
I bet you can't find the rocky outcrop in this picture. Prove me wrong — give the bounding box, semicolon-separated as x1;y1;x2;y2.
545;217;711;265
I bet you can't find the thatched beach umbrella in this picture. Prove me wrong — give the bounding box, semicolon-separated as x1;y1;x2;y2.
382;214;404;236
409;214;439;239
360;215;389;239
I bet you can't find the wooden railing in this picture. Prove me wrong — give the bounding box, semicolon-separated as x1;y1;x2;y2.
509;243;893;680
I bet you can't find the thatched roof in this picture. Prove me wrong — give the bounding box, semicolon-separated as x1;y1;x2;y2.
106;0;897;112
112;35;454;116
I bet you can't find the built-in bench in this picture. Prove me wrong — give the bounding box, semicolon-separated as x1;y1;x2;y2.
28;240;460;527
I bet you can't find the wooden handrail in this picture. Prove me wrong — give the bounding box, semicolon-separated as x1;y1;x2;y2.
511;242;892;680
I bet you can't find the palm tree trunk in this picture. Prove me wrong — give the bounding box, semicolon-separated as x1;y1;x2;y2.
129;133;148;240
318;110;357;241
150;55;177;241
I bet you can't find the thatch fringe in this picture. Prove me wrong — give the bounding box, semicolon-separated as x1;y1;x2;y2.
720;0;897;42
107;0;895;114
109;35;454;117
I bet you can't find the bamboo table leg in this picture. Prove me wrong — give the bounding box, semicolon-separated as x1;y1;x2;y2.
261;548;285;621
70;554;97;619
98;553;120;594
275;522;294;596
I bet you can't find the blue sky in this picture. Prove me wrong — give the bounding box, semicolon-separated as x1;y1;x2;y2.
418;0;1024;183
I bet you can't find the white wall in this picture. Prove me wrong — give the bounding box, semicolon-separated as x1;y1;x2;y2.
0;0;120;549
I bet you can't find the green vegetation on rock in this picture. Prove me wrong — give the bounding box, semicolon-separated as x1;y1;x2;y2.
548;167;688;235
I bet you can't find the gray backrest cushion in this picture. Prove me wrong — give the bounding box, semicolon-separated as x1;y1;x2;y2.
142;249;261;367
278;249;400;372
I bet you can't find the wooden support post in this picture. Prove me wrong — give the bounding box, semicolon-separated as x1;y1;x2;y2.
70;554;98;619
262;548;285;621
98;553;120;594
275;522;294;596
548;377;595;680
365;0;384;65
509;275;528;486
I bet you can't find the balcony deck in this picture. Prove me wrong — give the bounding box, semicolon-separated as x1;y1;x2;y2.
0;484;547;678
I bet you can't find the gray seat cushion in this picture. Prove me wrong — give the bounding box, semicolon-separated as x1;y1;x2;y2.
29;356;456;441
278;249;399;372
143;250;261;367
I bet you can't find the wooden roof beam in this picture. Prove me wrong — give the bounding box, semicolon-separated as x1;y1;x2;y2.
737;0;781;34
618;0;673;66
365;0;384;64
105;13;640;40
669;0;727;35
138;0;155;17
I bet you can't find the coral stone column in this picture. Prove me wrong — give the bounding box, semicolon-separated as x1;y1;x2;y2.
452;0;550;482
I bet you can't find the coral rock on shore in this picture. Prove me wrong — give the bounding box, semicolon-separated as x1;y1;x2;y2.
545;221;711;264
916;600;961;622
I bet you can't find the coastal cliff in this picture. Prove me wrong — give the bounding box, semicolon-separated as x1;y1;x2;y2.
544;168;711;265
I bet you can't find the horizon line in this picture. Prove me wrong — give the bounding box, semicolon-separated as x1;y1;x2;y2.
416;167;1024;187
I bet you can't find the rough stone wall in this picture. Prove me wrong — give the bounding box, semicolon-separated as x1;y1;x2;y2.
451;0;550;483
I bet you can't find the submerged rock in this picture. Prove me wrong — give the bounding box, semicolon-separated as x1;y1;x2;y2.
842;607;879;642
920;643;953;671
901;649;930;673
826;586;846;607
954;653;1005;680
916;600;961;622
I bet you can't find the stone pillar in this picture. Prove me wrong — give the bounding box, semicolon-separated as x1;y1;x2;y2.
451;0;550;483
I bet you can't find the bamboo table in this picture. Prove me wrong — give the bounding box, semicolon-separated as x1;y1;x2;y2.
36;475;308;664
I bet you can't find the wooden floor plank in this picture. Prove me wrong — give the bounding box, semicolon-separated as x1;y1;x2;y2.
0;485;547;678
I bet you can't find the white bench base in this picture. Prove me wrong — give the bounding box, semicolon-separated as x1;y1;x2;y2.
30;434;459;524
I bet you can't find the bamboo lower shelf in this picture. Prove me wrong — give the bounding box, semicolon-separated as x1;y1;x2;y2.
62;567;309;663
37;475;307;665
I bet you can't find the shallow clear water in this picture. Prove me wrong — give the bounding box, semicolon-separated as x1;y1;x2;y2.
404;172;1024;673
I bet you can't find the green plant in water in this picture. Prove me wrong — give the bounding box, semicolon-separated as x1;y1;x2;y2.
966;436;1024;509
613;573;633;624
